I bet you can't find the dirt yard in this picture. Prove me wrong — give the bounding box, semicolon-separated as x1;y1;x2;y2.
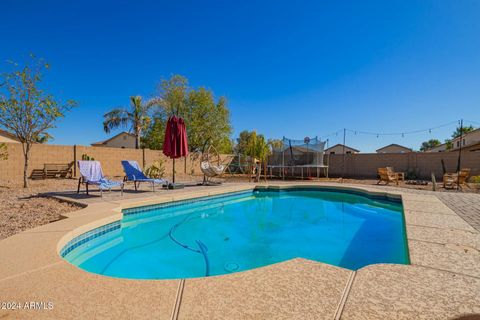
0;179;81;240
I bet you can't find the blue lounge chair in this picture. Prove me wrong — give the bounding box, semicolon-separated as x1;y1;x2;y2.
77;160;124;196
121;160;168;191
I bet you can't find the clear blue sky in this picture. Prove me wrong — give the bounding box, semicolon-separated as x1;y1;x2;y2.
1;0;479;152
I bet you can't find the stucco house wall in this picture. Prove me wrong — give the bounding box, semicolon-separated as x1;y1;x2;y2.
0;130;20;143
451;129;480;150
426;129;480;152
325;144;359;154
91;132;136;149
426;143;448;152
376;144;412;154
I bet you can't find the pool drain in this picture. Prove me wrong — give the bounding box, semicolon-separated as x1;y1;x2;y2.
224;262;239;272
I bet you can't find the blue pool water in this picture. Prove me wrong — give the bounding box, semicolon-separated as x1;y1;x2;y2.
62;189;409;279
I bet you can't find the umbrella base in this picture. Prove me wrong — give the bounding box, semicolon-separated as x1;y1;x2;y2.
168;183;185;190
198;180;222;186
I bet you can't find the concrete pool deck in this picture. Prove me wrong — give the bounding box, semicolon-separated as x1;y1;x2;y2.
0;182;479;319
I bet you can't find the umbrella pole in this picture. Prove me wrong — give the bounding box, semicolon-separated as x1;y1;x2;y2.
173;158;175;183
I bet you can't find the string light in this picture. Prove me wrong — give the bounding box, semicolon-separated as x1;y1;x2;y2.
318;119;478;142
319;129;343;140
465;119;480;126
340;120;459;138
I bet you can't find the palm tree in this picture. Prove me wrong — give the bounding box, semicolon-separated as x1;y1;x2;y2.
103;96;158;149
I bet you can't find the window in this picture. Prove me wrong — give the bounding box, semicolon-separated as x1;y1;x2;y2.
463;139;466;146
457;141;460;147
123;135;127;140
346;151;352;154
330;151;335;154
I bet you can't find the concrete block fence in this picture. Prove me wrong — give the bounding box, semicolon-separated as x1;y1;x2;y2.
0;143;203;183
268;151;480;180
1;142;479;183
326;152;480;179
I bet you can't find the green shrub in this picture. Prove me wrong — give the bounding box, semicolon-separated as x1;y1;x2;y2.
470;175;480;184
145;159;165;179
81;154;95;161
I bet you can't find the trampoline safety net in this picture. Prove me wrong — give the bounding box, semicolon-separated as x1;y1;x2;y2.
268;136;329;179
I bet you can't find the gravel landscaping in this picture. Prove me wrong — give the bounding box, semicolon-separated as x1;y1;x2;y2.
0;179;81;240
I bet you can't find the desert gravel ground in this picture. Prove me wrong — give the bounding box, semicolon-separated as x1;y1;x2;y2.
0;179;81;240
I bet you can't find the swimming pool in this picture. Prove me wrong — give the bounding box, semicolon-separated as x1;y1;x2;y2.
61;188;409;279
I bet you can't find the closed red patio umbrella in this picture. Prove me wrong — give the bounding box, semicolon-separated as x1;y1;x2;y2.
163;115;189;183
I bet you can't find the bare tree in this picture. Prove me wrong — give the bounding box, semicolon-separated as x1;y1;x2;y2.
0;56;77;187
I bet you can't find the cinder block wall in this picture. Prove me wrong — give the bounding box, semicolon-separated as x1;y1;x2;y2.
2;142;479;183
0;143;75;182
0;143;207;183
326;152;480;179
267;151;480;179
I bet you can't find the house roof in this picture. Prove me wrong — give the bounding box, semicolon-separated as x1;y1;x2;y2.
0;129;20;142
421;128;479;152
91;131;135;146
376;143;412;152
452;127;480;140
325;144;360;152
425;142;447;151
464;141;480;152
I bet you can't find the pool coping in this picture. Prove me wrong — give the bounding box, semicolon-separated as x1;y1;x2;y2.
1;182;479;319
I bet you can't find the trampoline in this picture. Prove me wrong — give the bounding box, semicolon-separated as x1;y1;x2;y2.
267;136;329;179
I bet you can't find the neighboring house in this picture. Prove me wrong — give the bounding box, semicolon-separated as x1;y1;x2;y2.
0;129;20;143
376;144;412;154
464;142;480;152
451;128;480;150
425;143;448;153
325;144;360;155
426;128;480;152
463;141;480;152
91;132;136;149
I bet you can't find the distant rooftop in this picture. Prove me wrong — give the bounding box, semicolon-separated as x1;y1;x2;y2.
376;143;412;153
